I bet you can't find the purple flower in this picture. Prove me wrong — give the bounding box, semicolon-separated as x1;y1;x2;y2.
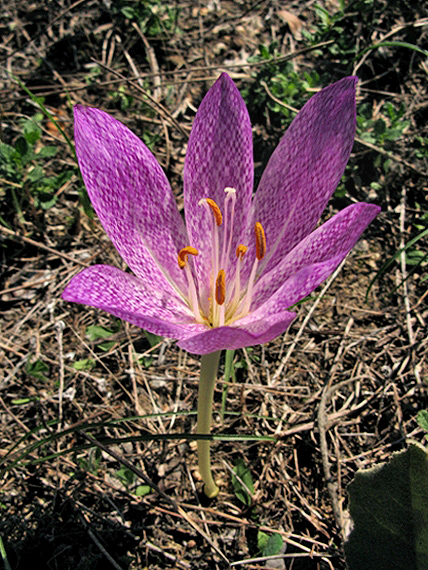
63;74;380;355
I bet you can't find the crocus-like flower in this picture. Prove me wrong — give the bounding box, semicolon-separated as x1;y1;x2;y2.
63;74;380;355
64;74;380;498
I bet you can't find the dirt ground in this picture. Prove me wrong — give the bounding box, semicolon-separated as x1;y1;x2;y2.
1;1;427;568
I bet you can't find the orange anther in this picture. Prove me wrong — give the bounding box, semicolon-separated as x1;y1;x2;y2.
215;269;226;305
255;222;266;260
236;244;248;259
206;199;223;226
178;246;199;269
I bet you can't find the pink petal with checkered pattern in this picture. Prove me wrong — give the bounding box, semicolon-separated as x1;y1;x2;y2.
183;73;254;286
244;77;358;281
74;106;188;294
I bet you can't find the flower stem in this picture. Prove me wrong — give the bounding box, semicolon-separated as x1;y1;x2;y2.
197;350;221;498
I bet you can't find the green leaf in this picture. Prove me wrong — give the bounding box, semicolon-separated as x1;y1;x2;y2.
26;358;49;381
11;398;35;405
366;227;428;300
232;458;254;506
345;442;428;570
22;117;42;144
0;142;18;165
37;146;58;159
144;330;163;347
10;75;76;159
72;358;95;371
257;530;284;556
121;6;136;19
116;466;135;486
98;341;115;352
86;325;114;341
135;485;152;497
27;165;44;183
364;41;428;59
14;136;29;159
37;195;57;210
0;534;12;570
417;411;428;433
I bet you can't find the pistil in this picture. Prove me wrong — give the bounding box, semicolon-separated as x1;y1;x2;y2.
220;187;237;272
226;244;247;320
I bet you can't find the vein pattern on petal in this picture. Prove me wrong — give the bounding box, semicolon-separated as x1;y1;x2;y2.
74;106;188;294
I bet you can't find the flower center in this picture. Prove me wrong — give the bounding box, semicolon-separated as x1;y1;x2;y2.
178;187;266;327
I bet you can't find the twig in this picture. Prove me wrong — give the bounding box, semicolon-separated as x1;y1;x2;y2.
399;186;415;347
317;318;354;536
272;258;347;387
79;432;229;564
0;0;90;65
354;136;422;175
0;226;89;268
353;17;428;75
132;24;162;100
56;321;65;430
92;60;189;138
77;511;125;570
145;542;191;569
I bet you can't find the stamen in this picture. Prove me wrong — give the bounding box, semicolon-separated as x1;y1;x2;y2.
236;244;247;259
255;222;266;260
215;269;226;306
205;199;222;226
177;246;203;324
178;246;199;269
236;224;267;319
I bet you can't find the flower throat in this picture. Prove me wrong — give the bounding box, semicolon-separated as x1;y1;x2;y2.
178;187;266;327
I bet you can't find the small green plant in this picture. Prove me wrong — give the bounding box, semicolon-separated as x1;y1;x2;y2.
110;85;134;111
257;530;284;557
417;411;428;433
116;0;179;36
308;0;378;70
115;465;152;496
72;358;96;371
26;356;49;381
242;47;320;129
366;224;428;299
357;101;411;171
232;458;254;506
0;112;73;224
79;448;102;475
85;324;118;352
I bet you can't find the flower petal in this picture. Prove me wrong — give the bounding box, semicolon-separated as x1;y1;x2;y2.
252;203;381;307
177;311;296;354
183;73;254;284
248;76;358;278
62;265;201;339
74;106;188;292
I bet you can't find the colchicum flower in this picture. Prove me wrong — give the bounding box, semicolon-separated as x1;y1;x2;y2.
63;74;380;497
63;74;380;355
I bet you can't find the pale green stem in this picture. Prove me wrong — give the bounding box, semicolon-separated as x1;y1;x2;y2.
197;350;221;498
